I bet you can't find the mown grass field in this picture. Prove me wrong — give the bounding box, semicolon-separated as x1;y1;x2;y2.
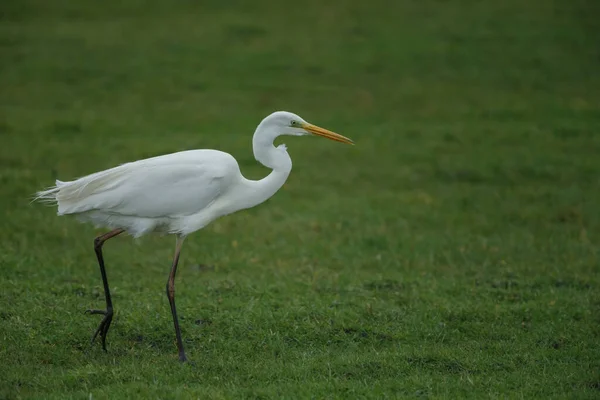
1;0;599;398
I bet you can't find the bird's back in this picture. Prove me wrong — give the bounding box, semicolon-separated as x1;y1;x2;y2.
36;149;241;236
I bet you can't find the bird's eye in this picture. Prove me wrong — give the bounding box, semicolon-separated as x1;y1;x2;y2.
291;120;298;127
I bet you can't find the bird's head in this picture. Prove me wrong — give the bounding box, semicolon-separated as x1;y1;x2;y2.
260;111;354;144
253;111;354;171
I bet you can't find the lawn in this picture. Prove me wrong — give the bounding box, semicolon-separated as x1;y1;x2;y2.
1;0;599;398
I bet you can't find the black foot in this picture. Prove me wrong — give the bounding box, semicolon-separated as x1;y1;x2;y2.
85;308;113;351
179;352;188;363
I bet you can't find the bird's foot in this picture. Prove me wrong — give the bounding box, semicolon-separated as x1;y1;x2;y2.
179;351;188;363
85;308;113;351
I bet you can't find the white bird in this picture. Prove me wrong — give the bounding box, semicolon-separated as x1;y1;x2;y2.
35;111;353;362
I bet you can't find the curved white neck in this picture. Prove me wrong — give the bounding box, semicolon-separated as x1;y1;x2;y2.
234;124;292;211
252;123;291;171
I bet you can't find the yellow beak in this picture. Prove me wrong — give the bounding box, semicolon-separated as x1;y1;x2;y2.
302;123;354;145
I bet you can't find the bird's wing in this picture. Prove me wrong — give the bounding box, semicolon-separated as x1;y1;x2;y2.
56;150;240;218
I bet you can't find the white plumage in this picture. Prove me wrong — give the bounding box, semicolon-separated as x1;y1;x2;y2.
37;150;244;237
34;110;353;362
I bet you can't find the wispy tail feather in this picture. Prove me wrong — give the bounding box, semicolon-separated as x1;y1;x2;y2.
32;167;128;214
32;187;59;204
32;180;65;204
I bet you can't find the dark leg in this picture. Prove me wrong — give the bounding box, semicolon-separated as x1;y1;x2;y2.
166;235;187;362
85;228;125;351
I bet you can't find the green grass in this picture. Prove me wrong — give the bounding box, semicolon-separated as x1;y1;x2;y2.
1;0;600;398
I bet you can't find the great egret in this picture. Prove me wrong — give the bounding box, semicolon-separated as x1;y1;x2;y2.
35;111;353;362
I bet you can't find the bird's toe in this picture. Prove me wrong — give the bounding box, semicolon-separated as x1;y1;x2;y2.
87;308;114;350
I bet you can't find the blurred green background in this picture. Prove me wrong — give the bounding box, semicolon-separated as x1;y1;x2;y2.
1;0;599;398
